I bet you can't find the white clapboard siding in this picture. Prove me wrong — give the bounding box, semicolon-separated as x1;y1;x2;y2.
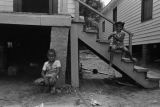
0;0;13;12
67;0;75;17
101;0;160;45
99;11;113;40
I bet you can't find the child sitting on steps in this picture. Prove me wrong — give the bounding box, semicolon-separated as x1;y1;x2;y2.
108;22;136;69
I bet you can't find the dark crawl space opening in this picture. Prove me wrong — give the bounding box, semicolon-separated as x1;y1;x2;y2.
0;24;51;80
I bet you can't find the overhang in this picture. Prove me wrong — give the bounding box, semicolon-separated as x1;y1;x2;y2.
0;12;71;27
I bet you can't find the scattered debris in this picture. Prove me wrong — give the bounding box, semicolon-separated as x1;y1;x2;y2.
75;99;81;106
115;81;136;87
90;99;102;106
57;84;74;94
35;103;44;107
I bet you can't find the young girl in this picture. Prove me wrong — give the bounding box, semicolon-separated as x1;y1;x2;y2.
108;22;136;69
35;49;61;94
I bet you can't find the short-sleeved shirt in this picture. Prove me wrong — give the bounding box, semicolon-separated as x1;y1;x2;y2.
42;60;61;75
111;31;125;47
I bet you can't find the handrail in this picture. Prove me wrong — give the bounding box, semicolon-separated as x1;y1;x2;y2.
75;0;133;54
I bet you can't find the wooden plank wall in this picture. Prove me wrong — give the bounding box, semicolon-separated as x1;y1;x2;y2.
67;0;75;17
0;0;13;12
101;0;160;45
99;11;113;40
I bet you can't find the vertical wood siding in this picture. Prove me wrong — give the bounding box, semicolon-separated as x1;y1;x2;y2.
0;0;13;12
101;0;160;45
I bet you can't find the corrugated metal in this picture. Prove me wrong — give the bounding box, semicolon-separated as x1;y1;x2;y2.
0;0;13;11
100;0;160;45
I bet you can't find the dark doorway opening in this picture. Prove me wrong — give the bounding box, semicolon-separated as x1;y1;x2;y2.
0;24;51;79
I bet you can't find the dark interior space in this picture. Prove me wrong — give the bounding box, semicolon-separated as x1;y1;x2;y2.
0;24;51;79
132;45;142;62
148;43;160;62
22;0;49;13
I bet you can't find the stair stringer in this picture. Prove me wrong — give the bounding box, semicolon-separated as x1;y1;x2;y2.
78;31;159;88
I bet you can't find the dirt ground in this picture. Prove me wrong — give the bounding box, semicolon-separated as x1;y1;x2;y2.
1;51;160;107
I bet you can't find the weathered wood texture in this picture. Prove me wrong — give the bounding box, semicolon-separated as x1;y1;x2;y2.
100;0;160;45
67;0;75;16
50;27;69;87
70;23;82;87
0;0;13;11
79;30;159;88
99;11;113;40
0;13;71;26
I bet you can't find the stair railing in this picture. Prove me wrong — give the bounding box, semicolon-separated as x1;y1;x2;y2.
75;0;133;54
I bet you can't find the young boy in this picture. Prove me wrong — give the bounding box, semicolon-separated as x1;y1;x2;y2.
35;49;61;94
108;22;136;65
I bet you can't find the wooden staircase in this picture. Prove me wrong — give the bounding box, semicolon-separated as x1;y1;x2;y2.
78;26;160;89
73;0;160;89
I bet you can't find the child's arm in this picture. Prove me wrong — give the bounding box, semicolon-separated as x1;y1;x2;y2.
108;34;114;40
41;62;47;78
113;33;125;42
53;67;61;78
53;60;61;77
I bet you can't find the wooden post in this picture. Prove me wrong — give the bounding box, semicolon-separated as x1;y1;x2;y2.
75;0;79;21
71;23;79;87
142;44;148;66
129;34;132;55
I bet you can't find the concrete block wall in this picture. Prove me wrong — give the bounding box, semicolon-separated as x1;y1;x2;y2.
50;27;69;87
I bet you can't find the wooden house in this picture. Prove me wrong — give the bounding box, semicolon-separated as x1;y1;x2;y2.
0;0;78;87
0;0;159;89
99;0;160;65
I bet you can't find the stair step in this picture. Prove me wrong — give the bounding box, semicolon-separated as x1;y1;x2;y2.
121;57;134;63
96;39;110;44
112;50;123;54
147;71;160;80
134;66;148;72
84;29;98;34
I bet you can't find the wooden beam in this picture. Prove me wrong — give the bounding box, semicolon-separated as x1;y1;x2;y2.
71;23;79;87
0;13;71;26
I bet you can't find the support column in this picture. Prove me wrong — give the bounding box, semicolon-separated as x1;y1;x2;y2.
50;27;69;87
142;44;149;66
71;23;79;87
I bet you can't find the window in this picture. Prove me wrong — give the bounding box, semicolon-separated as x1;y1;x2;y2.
141;0;153;22
102;21;105;32
13;0;58;14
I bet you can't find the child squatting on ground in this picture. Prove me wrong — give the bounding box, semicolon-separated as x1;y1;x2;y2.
108;22;136;68
34;49;61;94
